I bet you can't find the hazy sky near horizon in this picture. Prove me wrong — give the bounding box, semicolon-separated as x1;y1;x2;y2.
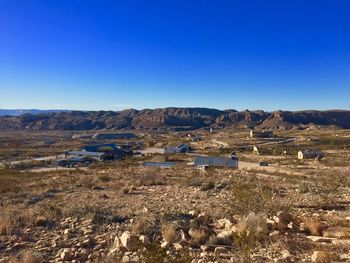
1;0;350;111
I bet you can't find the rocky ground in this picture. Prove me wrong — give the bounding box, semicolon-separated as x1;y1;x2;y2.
0;161;350;263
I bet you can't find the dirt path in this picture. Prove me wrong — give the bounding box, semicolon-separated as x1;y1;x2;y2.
0;154;66;167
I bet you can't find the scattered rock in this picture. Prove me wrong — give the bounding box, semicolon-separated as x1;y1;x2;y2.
60;248;73;261
214;246;229;257
173;242;183;251
122;255;130;262
139;235;150;246
161;241;169;249
120;231;142;252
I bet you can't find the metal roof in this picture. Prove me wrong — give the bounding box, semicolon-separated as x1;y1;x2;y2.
194;156;238;167
67;151;106;157
143;162;175;168
82;143;119;152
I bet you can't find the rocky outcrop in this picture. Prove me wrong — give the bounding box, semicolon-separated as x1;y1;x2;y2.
0;108;350;131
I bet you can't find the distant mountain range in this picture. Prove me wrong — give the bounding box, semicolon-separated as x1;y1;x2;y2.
0;108;350;131
0;109;68;116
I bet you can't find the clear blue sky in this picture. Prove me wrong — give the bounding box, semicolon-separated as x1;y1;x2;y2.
0;0;349;111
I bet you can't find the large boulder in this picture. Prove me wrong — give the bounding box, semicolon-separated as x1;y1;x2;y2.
120;231;142;252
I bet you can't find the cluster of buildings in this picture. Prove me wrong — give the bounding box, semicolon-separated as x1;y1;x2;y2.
58;143;132;168
59;129;325;169
253;145;324;160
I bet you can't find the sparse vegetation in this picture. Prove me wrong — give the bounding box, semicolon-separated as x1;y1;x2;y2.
0;129;350;262
161;223;177;244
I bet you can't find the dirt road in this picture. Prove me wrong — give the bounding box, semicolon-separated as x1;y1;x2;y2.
0;154;66;168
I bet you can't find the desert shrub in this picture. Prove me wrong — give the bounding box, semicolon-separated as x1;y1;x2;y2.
79;175;96;189
0;208;31;235
232;232;257;262
0;209;15;235
121;184;136;194
230;176;293;217
307;170;350;203
34;216;49;227
200;181;215;191
141;243;193;263
0;168;40;194
298;181;316;194
190;227;212;245
64;205;126;225
302;217;325;236
122;185;131;194
186;177;203;188
92;212;127;225
161;223;177;244
98;175;111;182
39;202;63;223
137;174;166;186
232;213;268;262
132;216;161;240
141;243;167;263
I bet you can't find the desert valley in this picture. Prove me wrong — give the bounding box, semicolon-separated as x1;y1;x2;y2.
0;108;349;263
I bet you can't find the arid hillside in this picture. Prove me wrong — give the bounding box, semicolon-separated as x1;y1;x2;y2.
0;129;350;262
0;108;350;131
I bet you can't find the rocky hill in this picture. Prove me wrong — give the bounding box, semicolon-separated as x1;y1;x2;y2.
0;108;349;131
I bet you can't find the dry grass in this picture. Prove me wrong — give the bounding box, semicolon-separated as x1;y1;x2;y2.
132;216;160;239
0;211;13;235
302;218;325;236
0;129;350;262
0;208;31;235
190;227;211;245
121;184;135;194
98;175;111;182
34;216;49;227
199;181;215;191
141;243;193;263
0;168;42;194
79;175;96;189
136;174;167;187
229;176;294;217
161;223;177;244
